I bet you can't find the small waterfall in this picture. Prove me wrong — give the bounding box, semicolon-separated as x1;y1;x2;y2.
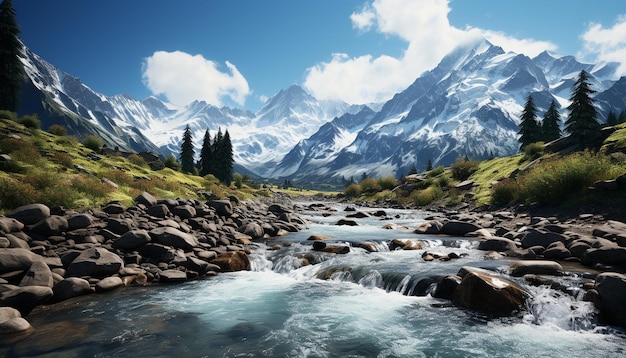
524;285;599;331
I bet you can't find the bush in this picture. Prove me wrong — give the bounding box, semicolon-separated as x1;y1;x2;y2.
450;160;479;181
360;177;381;193
437;175;451;187
52;152;73;168
0;177;39;210
0;110;17;121
0;138;40;163
522;142;544;162
127;153;147;167
18;114;40;129
82;135;104;152
55;135;78;147
47;124;67;136
427;165;445;177
233;173;243;189
163;155;180;170
344;183;362;198
71;175;115;202
411;186;444;206
377;176;399;191
491;178;520;205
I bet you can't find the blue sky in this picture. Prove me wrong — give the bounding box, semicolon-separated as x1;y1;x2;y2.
14;0;626;111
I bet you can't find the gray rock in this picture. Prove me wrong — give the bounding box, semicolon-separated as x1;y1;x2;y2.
440;220;482;236
0;217;24;233
30;215;69;236
207;199;233;217
582;247;626;266
0;286;53;315
135;191;158;207
509;260;563;277
112;229;151;250
95;276;124;293
240;222;264;240
66;248;124;277
543;241;571;260
414;220;443;234
159;269;187;283
67;213;95;231
106;217;134;235
150;227;199;251
520;229;565;248
146;204;170;218
8;203;50;225
433;275;462;300
19;261;54;288
102;202;125;215
595;272;626;328
172;205;197;219
0;307;32;333
0;248;43;274
52;277;91;302
477;237;517;252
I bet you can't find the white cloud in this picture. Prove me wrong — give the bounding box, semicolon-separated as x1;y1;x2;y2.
142;51;250;107
304;0;558;105
580;14;626;76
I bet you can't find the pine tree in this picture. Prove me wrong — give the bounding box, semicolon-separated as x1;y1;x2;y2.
606;110;618;126
426;159;433;171
211;128;224;179
0;0;25;111
541;100;561;142
199;129;213;176
620;110;626;124
565;70;600;150
518;94;541;150
179;124;195;173
218;129;234;185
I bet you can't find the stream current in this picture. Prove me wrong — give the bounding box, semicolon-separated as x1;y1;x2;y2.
2;202;625;357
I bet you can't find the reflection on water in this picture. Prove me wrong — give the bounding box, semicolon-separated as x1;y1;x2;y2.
2;202;625;357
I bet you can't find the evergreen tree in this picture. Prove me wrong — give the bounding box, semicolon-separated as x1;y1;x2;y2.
518;94;541;150
218;129;234;185
541;100;561;142
211;128;224;179
179;125;195;173
620;110;626;124
0;0;25;111
198;129;213;176
565;70;600;150
606;110;619;126
426;159;433;171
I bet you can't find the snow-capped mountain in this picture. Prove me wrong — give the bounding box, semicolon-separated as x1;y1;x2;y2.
16;39;624;187
273;39;622;183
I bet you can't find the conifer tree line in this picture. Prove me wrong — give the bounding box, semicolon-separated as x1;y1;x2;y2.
179;124;234;185
0;0;25;112
518;70;626;151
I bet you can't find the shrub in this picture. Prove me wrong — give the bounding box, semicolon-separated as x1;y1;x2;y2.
411;186;444;206
71;175;115;202
0;110;17;121
101;169;133;187
233;173;243;189
18;114;40;129
427;165;445;177
437;175;451;187
0;177;39;210
491;178;520;205
522;142;544;162
0;138;40;163
127;153;147;167
450;159;479;181
163;155;180;170
47;124;67;136
55;135;78;147
82;135;104;152
377;176;399;191
344;183;362;198
52;152;73;168
360;177;381;193
0;159;25;173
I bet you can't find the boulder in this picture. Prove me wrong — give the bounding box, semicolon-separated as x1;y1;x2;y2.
509;260;563;277
66;248;124;277
543;241;571;260
477;237;517;252
593;220;626;243
52;277;91;302
159;269;187;283
336;219;358;226
414;220;443;234
30;215;69;237
582;247;626;267
439;221;481;236
105;217;134;235
454;180;475;191
67;213;95;231
95;276;124;293
0;286;53;315
389;239;422;250
0;248;43;274
19;261;54;288
240;222;264;240
211;251;251;272
146;204;171;218
0;307;32;333
135;191;158;207
102;202;125;214
112;229;151;250
172;205;197;219
8;203;50;225
595;272;626;328
433;275;462;300
150;227;199;251
452;266;531;316
207;200;233;217
520;229;565;248
0;217;24;233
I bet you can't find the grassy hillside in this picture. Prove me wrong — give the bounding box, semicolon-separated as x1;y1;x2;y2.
0;114;271;213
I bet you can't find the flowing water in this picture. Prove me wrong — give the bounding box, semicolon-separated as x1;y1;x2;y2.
2;203;625;357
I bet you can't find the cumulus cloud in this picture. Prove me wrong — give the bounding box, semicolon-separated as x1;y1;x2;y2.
580;14;626;76
142;51;250;106
304;0;558;104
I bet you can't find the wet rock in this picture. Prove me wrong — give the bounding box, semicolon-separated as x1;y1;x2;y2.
66;247;124;277
11;320;90;356
414;220;443;234
509;260;563;277
211;251;251;272
390;239;422;250
52;277;92;302
159;269;187;283
346;211;370;218
307;235;331;241
337;219;358;226
433;275;462;300
477;237;517;252
595;272;626;328
240;222;264;240
439;220;482;236
452;266;531;316
8;203;50;225
95;276;124;293
0;286;53;315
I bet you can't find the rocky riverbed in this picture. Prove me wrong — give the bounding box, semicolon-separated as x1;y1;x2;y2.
1;191;626;342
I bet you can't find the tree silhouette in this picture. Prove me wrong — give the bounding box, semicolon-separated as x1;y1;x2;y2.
518;94;541;150
565;70;600;150
541;100;561;142
179;125;195;173
0;0;25;111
